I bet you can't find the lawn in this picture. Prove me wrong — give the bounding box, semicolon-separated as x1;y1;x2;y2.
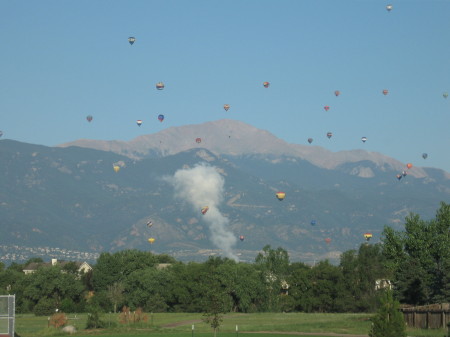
14;312;448;337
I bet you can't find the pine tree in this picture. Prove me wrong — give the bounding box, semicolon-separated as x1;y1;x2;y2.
369;290;406;337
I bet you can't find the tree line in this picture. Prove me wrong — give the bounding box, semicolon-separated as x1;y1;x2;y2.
0;202;448;316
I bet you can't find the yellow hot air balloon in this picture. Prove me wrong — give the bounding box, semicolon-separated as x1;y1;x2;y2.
275;192;286;201
148;238;155;244
113;165;120;173
364;233;373;241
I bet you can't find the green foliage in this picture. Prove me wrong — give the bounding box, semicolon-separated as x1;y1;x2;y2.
369;290;406;337
33;297;55;316
85;302;107;328
381;201;450;304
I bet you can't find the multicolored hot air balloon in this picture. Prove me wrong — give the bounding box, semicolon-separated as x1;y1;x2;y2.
156;82;165;90
327;132;333;139
201;206;209;215
148;237;155;244
382;89;389;95
113;165;120;173
275;192;286;201
86;115;93;122
239;235;245;241
364;233;373;241
158;114;164;122
334;90;340;97
263;82;270;88
223;104;230;112
324;105;330;111
361;136;367;143
308;138;313;144
386;4;393;11
136;120;143;127
128;37;136;45
422;153;428;159
196;138;202;143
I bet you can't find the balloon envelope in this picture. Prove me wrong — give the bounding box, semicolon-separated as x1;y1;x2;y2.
196;138;202;143
334;90;340;96
201;206;209;215
382;89;389;95
327;132;333;139
361;136;367;143
136;120;143;126
422;153;428;159
223;104;230;111
239;235;245;241
324;105;330;111
263;82;270;88
113;165;120;173
275;192;286;201
148;238;155;244
406;163;413;169
307;138;313;144
386;4;392;11
86;115;93;122
128;37;136;45
158;114;164;122
325;238;331;244
364;233;373;241
156;82;165;90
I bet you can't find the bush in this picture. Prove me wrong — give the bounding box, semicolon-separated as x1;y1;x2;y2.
33;298;55;316
369;290;406;337
49;312;68;328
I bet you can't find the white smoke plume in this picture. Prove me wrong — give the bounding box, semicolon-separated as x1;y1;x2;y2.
166;163;238;260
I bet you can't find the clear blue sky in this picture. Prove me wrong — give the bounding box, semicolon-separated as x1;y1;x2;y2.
1;1;450;172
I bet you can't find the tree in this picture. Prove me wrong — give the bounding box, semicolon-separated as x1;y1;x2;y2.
369;290;406;337
381;202;450;304
106;282;124;313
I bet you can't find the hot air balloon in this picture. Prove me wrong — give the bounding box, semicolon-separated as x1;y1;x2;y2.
201;206;209;215
86;115;93;122
158;114;164;122
327;132;333;139
113;165;120;173
239;235;245;241
148;238;155;244
223;104;230;112
147;221;153;228
382;89;389;95
422;153;428;159
402;170;408;177
136;120;143;126
386;4;393;11
443;92;448;99
361;136;367;143
325;238;331;244
156;82;165;90
310;220;316;226
406;163;413;169
275;192;286;201
364;233;373;241
263;82;270;88
0;131;3;137
128;37;136;45
324;105;330;111
396;174;402;180
308;138;313;144
196;138;202;143
334;90;340;97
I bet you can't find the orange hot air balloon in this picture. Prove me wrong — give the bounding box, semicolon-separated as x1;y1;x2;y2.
223;104;230;112
275;192;286;201
148;238;155;244
263;82;270;88
406;163;413;169
364;233;373;241
382;89;389;95
334;90;340;96
113;165;120;173
325;238;331;244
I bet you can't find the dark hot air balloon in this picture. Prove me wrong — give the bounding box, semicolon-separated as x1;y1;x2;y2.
308;138;313;144
128;37;136;45
158;114;164;122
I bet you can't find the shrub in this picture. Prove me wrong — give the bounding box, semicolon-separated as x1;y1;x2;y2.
49;312;68;328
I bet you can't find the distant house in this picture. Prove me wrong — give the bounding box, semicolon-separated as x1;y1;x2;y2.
375;278;393;290
23;258;92;275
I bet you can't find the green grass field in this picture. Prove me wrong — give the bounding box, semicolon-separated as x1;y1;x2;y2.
14;312;448;337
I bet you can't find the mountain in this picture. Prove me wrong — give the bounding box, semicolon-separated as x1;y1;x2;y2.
1;120;449;265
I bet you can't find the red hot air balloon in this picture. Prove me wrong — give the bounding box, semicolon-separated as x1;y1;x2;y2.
324;105;330;111
382;89;389;95
196;138;202;143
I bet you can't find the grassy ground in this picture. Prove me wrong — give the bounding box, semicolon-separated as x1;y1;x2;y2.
14;312;448;337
